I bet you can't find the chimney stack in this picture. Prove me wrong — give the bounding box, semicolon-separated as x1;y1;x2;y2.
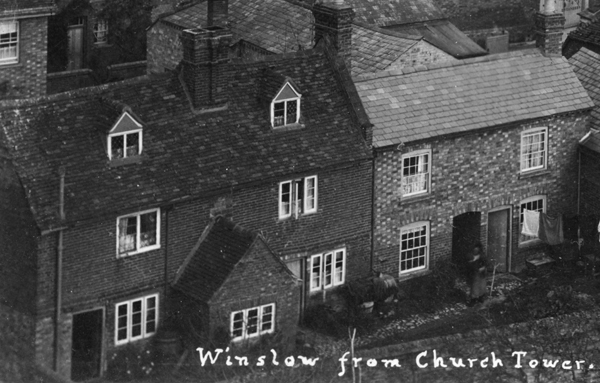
207;0;228;27
313;0;355;71
535;0;565;56
180;26;231;110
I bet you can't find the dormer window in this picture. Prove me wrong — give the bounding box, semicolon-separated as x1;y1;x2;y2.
271;82;301;128
107;111;143;160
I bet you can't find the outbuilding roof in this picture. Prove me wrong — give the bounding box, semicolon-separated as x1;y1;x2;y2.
355;50;594;148
0;47;371;232
569;47;600;130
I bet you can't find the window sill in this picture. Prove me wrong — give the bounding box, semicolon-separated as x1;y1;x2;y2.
272;123;305;132
518;169;550;180
109;156;143;167
398;268;431;282
0;61;21;68
117;244;160;258
400;192;432;205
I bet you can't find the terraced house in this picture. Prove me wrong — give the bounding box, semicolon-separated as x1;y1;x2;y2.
354;7;594;278
0;0;373;380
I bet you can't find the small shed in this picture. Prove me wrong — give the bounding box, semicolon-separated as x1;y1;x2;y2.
171;216;300;349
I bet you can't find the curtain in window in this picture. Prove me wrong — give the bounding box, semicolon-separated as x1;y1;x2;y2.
118;216;136;254
0;21;18;61
139;211;157;248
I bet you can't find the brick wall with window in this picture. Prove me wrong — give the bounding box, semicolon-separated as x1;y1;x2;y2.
146;20;182;74
0;16;48;99
373;113;586;276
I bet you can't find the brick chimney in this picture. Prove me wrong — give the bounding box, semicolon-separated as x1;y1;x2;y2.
207;0;228;27
180;26;231;110
535;0;565;56
313;0;355;70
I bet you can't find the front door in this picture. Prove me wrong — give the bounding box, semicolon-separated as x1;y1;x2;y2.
71;309;103;381
487;208;511;272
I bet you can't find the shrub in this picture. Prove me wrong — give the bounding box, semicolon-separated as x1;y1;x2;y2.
106;343;158;381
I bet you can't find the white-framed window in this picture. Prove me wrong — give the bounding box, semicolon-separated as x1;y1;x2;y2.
399;221;429;275
278;175;317;219
0;20;19;65
520;195;546;243
107;112;143;160
115;294;158;345
271;83;301;128
230;303;275;341
520;128;547;172
401;150;431;197
117;209;160;257
93;19;108;44
310;248;346;291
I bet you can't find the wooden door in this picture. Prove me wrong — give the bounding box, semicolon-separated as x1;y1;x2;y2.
68;22;84;70
487;208;511;272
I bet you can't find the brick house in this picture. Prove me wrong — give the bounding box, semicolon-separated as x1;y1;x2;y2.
563;17;600;58
0;1;372;379
0;0;56;99
171;216;300;349
353;9;593;278
147;0;459;77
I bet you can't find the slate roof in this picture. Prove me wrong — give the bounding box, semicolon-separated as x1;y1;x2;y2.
0;48;371;232
355;50;594;148
386;20;487;59
569;47;600;130
0;0;56;17
172;217;259;302
343;0;445;26
159;0;423;76
567;18;600;47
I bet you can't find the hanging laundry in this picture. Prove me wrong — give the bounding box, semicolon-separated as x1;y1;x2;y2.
522;209;540;237
538;212;564;246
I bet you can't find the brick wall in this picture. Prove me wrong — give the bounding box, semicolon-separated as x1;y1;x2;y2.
0;304;36;383
580;147;600;217
0;16;48;99
374;113;586;277
209;239;300;350
388;40;457;70
147;20;182;74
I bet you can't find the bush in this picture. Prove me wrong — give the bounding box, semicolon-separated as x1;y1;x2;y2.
106;343;158;381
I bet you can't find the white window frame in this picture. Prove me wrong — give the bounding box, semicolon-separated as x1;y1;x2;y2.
519;195;546;244
116;208;161;257
400;149;431;198
0;20;19;65
270;83;301;128
108;130;143;160
93;19;108;45
520;127;548;173
399;221;430;275
309;248;346;292
230;303;275;342
278;176;317;220
114;294;158;345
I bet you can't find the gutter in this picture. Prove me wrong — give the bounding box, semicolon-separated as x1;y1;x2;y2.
54;166;66;372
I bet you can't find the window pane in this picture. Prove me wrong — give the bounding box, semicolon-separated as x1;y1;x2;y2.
280;182;291;217
111;135;124;159
116;304;128;341
261;305;273;332
125;132;139;157
131;300;142;338
145;296;157;335
521;130;546;171
286;100;297;124
400;225;428;273
118;216;137;254
94;19;108;44
334;251;344;284
311;255;321;289
0;21;18;62
232;312;244;338
273;102;285;127
402;154;429;196
247;308;258;335
520;197;545;242
305;177;315;211
324;253;332;287
140;211;157;248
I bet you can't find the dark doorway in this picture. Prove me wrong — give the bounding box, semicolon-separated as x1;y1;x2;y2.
452;212;482;278
487;208;511;272
286;258;306;323
71;309;103;381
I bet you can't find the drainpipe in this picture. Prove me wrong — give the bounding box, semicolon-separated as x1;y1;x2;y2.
54;166;66;372
164;205;173;309
370;151;376;273
577;149;581;215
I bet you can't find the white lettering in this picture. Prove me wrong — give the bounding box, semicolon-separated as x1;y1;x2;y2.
196;348;223;366
512;351;527;368
416;351;428;368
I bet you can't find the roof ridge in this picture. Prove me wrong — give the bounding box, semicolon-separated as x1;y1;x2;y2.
352;20;422;41
354;49;545;82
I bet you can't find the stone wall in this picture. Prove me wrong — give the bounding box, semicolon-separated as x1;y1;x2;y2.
373;113;587;277
0;16;48;99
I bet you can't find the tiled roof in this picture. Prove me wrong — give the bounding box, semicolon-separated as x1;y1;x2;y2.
568;18;600;47
160;0;421;76
0;0;56;17
343;0;445;26
387;20;487;59
172;217;258;302
580;130;600;154
355;50;595;148
569;47;600;130
0;48;371;231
